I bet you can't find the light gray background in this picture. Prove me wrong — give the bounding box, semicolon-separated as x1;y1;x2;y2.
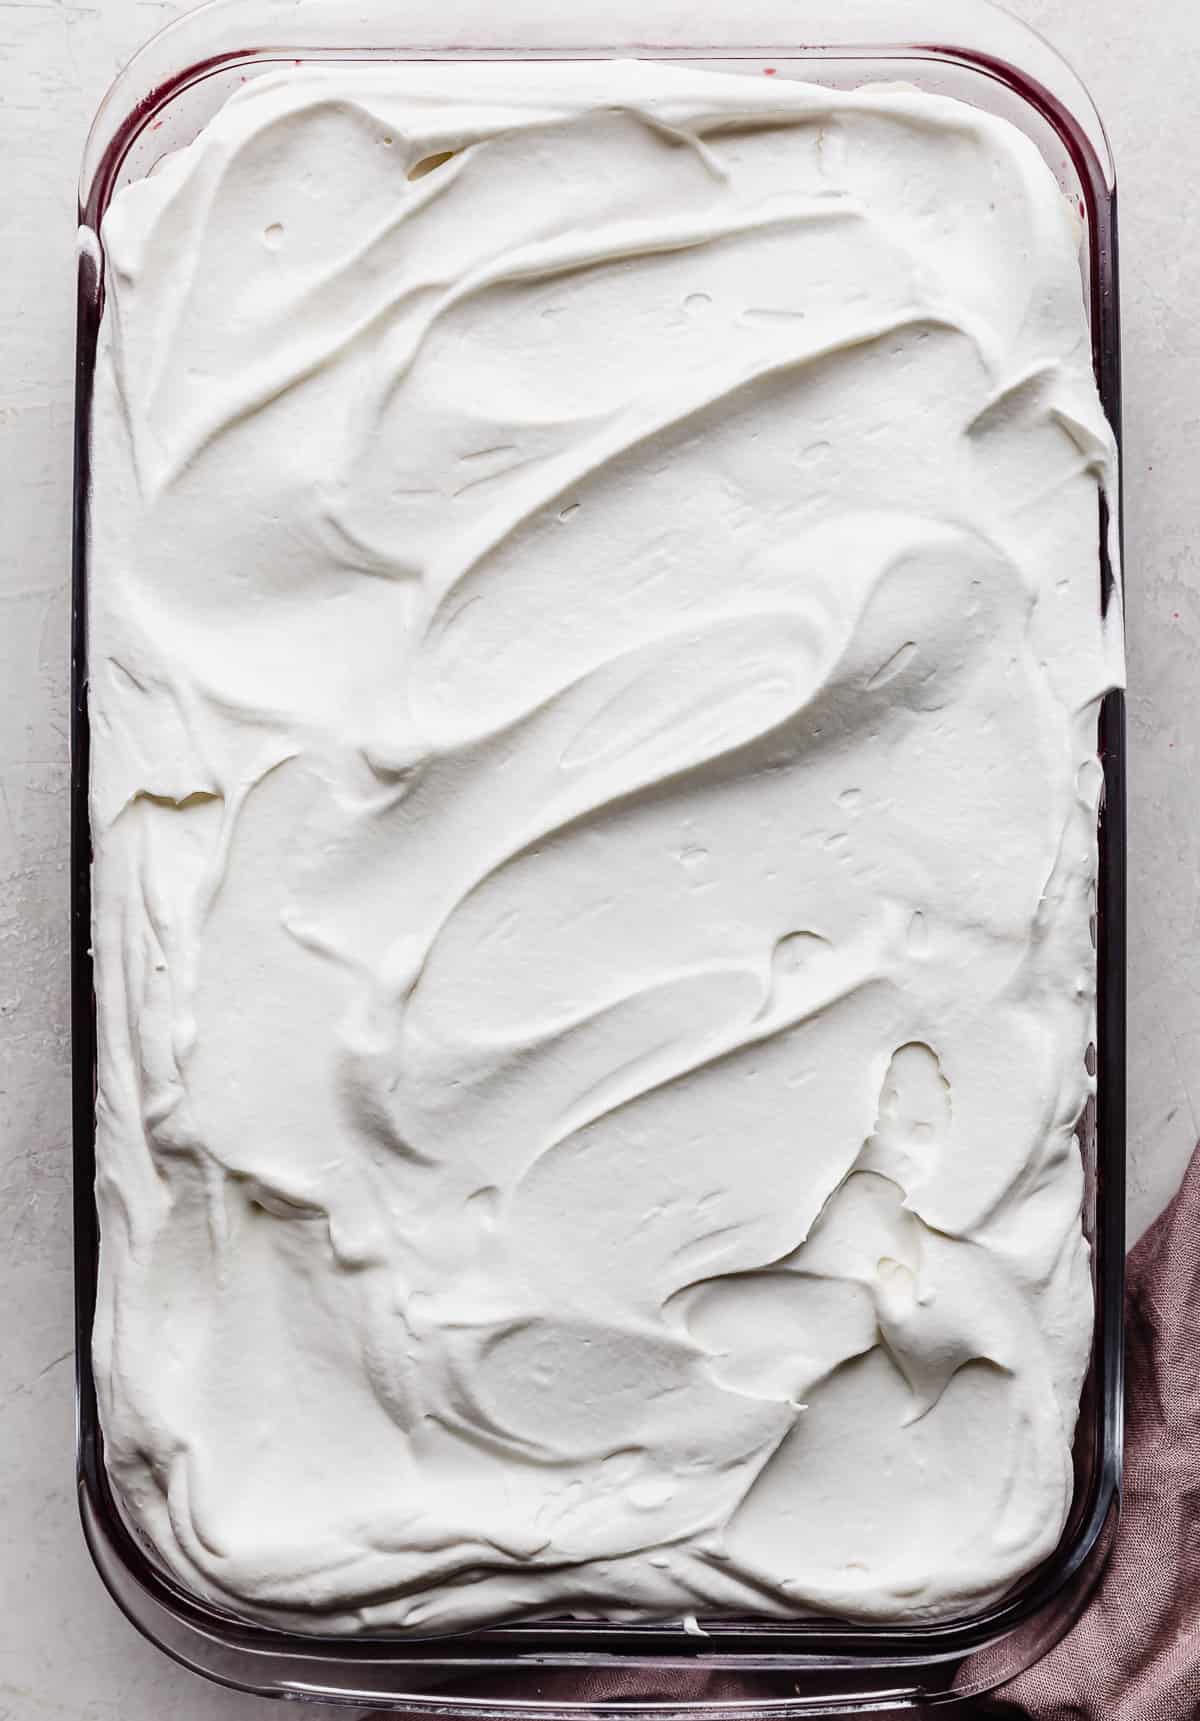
1;1;1195;1714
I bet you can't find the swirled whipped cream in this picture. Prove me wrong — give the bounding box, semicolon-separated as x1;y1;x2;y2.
89;60;1122;1633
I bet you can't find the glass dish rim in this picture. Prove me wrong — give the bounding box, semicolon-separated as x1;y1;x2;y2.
69;1;1126;1708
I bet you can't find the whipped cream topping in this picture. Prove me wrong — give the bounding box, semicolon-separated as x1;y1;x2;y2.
89;61;1122;1634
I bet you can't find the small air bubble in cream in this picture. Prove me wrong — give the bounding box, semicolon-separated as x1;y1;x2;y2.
263;223;285;250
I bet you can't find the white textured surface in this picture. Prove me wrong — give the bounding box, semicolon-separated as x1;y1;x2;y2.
89;58;1114;1634
0;0;1195;1714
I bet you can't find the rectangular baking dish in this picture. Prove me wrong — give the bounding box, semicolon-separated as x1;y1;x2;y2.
70;0;1125;1711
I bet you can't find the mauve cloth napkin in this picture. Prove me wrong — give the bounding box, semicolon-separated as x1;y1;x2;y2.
368;1142;1200;1721
981;1138;1200;1721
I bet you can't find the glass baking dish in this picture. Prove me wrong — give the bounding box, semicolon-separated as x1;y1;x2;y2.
70;0;1126;1711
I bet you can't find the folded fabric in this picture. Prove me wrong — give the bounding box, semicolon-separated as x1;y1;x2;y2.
984;1140;1200;1721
